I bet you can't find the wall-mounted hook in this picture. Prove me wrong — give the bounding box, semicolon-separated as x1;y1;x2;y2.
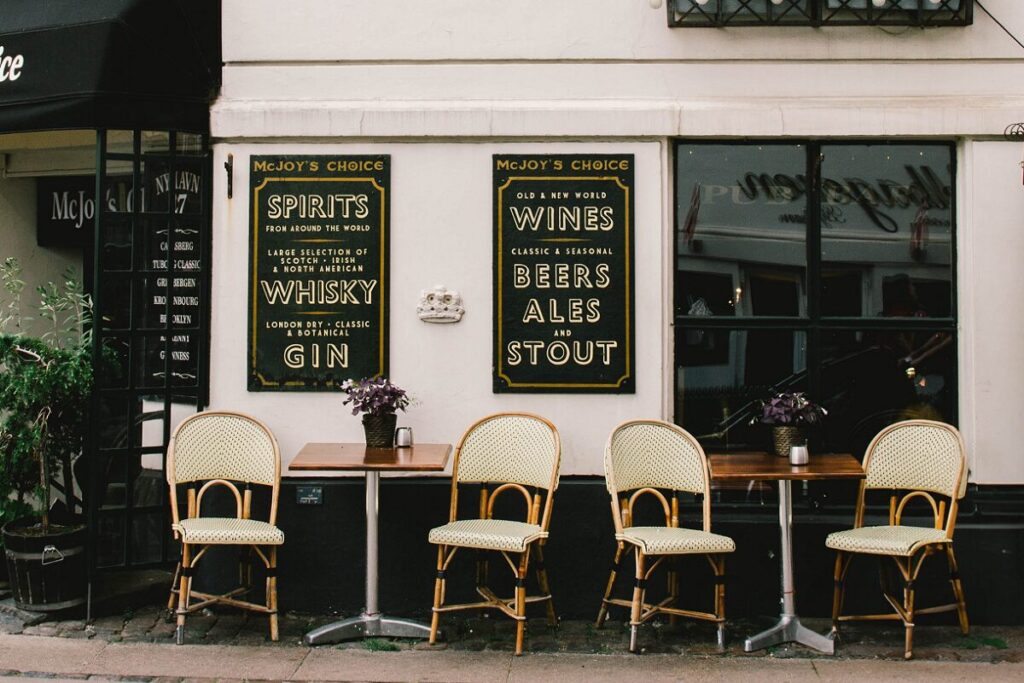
224;153;233;199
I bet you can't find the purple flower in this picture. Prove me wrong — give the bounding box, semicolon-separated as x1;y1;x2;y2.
753;392;826;426
341;377;410;417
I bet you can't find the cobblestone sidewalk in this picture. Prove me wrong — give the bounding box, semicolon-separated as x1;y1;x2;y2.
1;599;1020;664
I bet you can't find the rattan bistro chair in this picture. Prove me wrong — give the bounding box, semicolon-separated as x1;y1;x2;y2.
428;413;561;656
166;411;284;644
827;419;969;659
596;420;735;653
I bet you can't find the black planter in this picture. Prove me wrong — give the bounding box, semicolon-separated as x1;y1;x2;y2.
362;413;397;448
3;518;87;612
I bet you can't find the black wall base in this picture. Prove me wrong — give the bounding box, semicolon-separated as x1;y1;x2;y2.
198;478;1024;625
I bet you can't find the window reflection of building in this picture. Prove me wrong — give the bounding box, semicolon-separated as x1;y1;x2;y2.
675;141;956;458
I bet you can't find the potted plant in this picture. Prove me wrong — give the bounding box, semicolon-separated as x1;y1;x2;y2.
0;258;92;611
752;391;827;458
342;377;410;448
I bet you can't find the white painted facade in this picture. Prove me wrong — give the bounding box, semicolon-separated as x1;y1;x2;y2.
211;0;1024;482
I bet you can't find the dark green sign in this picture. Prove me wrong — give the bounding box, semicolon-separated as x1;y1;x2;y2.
493;154;635;393
248;155;389;391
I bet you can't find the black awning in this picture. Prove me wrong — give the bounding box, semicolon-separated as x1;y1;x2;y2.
0;0;220;134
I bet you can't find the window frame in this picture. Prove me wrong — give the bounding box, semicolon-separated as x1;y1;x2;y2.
672;138;959;450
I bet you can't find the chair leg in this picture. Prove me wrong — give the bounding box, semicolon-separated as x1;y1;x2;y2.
595;544;624;628
475;549;488;590
167;556;182;611
514;549;531;656
175;545;193;645
903;580;916;660
267;546;279;642
533;544;557;628
429;545;446;646
713;556;726;652
946;546;970;635
667;557;678;626
831;552;847;637
629;549;646;654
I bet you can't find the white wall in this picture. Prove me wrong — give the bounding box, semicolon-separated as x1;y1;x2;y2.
960;141;1024;484
223;0;1024;62
213;1;1024;482
215;2;1024;139
210;142;666;475
0;177;81;339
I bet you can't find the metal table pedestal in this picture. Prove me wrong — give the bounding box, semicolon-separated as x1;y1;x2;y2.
304;471;433;644
743;480;834;654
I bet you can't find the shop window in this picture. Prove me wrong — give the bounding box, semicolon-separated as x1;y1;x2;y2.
674;141;957;460
668;0;971;27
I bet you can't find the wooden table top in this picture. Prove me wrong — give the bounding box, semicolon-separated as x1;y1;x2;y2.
708;452;864;482
290;442;452;472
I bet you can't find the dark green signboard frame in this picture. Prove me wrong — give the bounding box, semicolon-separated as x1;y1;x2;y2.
493;154;635;393
248;155;389;391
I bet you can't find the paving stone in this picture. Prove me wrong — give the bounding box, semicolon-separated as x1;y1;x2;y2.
90;614;127;632
179;613;217;639
61;628;97;640
22;624;60;637
57;619;87;632
204;613;248;642
148;619;178;640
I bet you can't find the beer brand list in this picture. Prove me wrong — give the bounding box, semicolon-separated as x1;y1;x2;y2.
248;155;389;391
493;154;635;393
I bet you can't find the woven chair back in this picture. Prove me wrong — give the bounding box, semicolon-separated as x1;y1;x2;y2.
863;419;966;500
454;413;560;490
605;420;709;496
168;411;280;487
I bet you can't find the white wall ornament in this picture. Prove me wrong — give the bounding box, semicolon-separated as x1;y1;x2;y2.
417;285;465;323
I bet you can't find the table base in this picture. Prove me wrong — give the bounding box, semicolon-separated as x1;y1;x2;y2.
744;614;835;654
303;613;434;645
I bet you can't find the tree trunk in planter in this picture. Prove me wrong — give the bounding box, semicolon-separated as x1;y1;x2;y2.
772;426;803;458
362;413;397;448
3;518;86;611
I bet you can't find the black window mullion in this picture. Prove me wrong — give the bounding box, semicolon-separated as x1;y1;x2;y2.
806;142;822;402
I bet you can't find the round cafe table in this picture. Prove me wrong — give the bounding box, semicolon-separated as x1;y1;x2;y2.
708;451;864;654
289;442;452;644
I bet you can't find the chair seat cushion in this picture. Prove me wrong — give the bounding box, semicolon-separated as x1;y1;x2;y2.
826;525;949;556
428;519;546;552
617;526;735;555
174;518;284;545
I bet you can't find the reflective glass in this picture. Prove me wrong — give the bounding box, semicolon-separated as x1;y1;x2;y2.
141;131;170;154
677;144;806;317
818;328;956;456
676;328;808;452
820;144;954;318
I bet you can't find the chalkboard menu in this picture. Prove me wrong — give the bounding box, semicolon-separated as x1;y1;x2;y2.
142;158;205;391
493;154;634;393
248;155;389;391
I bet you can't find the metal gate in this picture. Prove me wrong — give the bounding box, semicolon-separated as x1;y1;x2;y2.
87;129;211;572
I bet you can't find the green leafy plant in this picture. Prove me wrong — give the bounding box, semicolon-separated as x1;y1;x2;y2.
363;637;400;652
0;258;92;533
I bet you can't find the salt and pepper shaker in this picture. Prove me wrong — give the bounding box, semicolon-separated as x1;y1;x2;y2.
789;444;809;466
394;427;413;448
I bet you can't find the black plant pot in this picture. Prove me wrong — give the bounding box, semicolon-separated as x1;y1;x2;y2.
362;413;397;448
3;517;87;612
